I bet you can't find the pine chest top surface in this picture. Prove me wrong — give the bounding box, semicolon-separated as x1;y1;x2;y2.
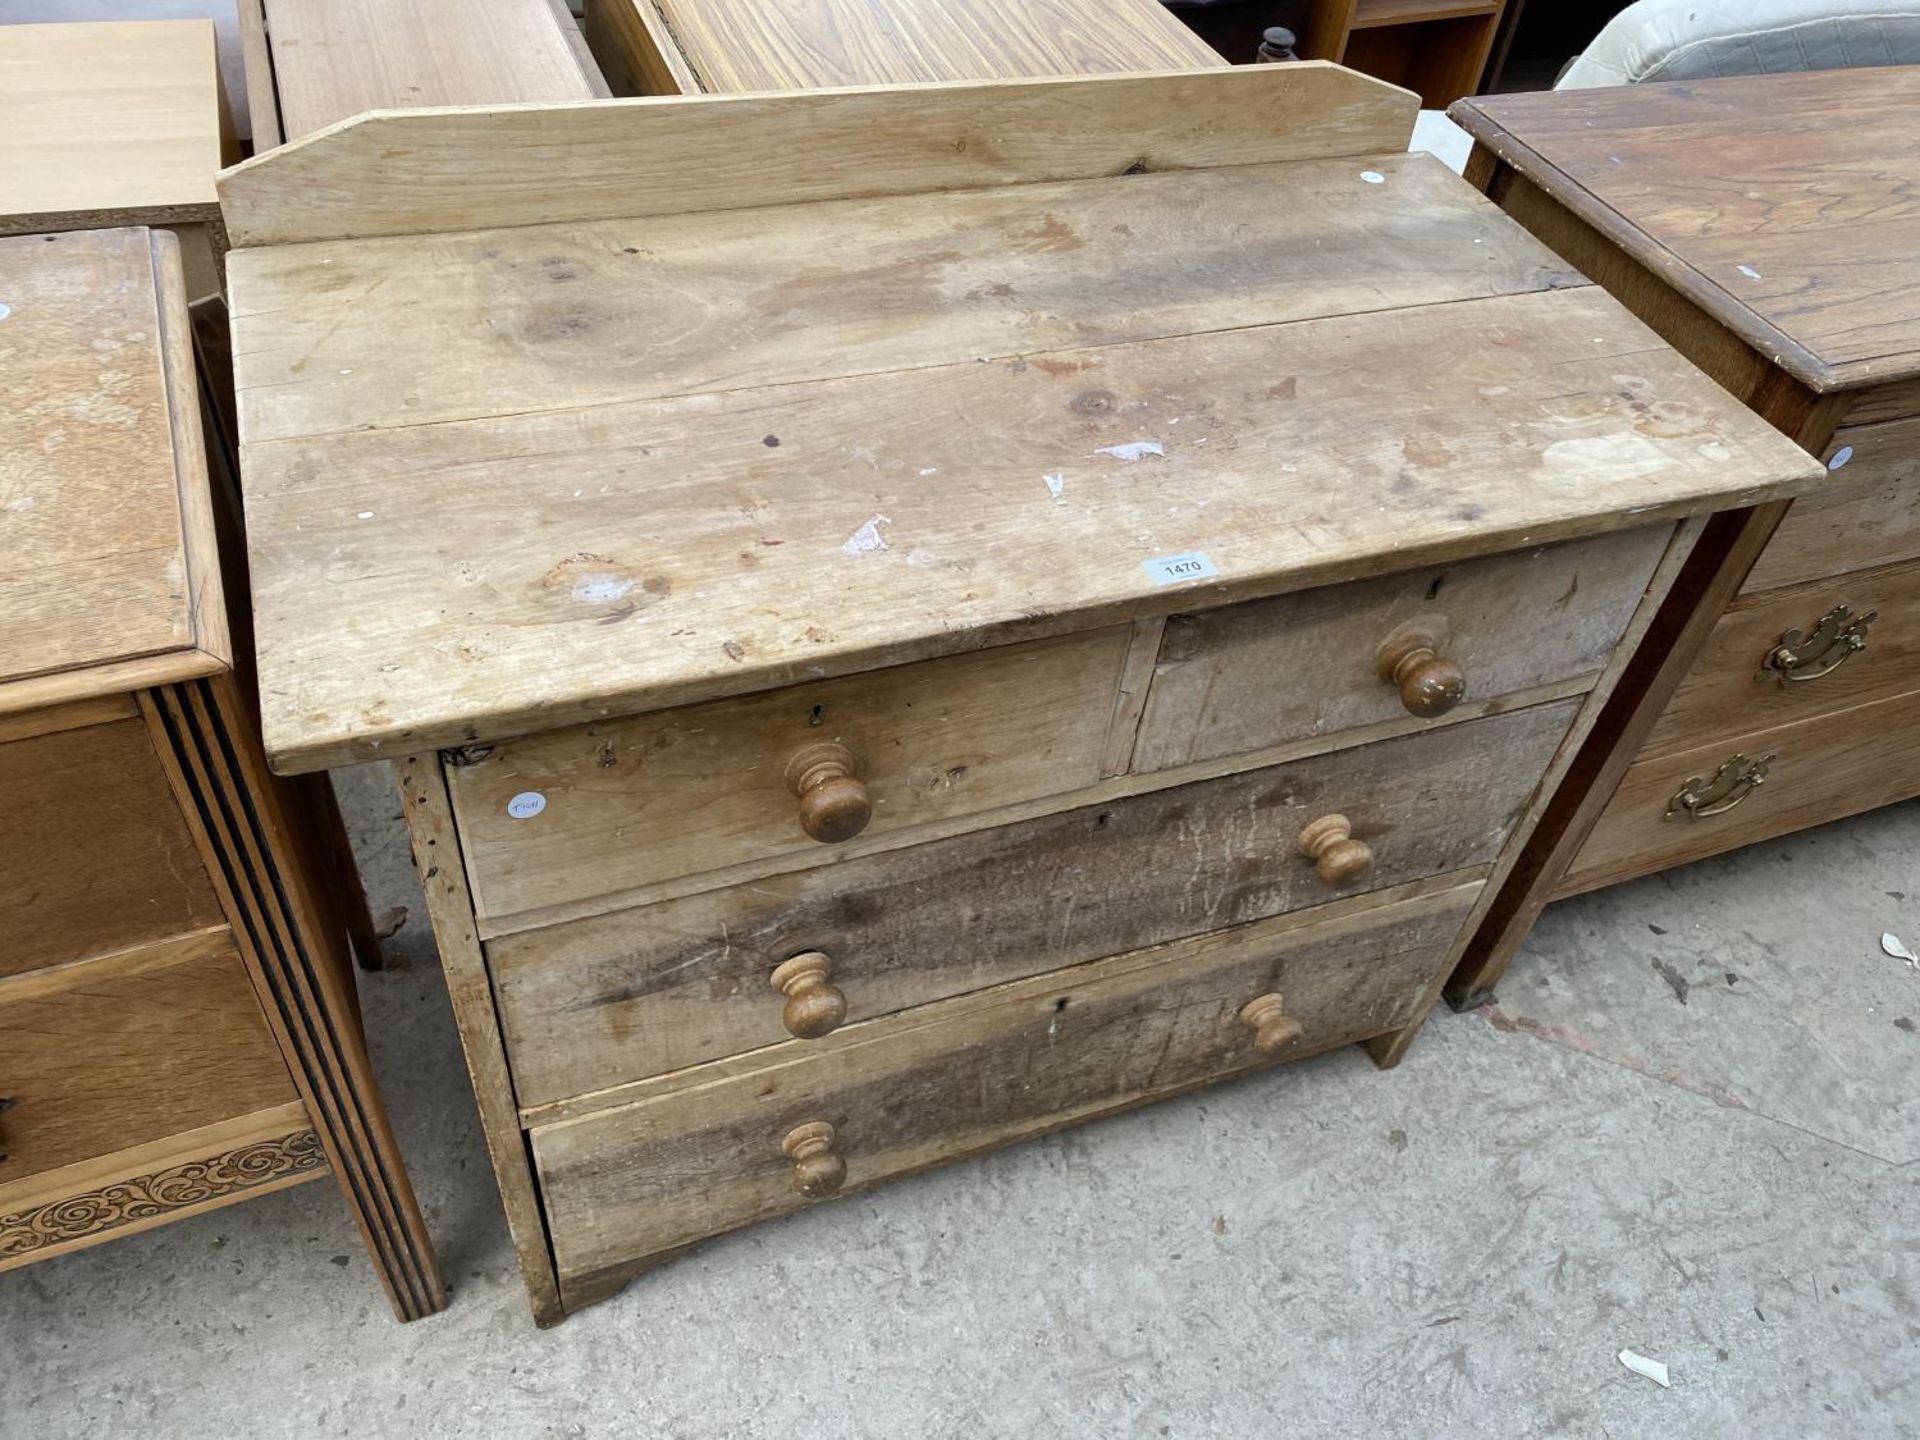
0;227;227;712
1452;66;1920;394
218;69;1824;772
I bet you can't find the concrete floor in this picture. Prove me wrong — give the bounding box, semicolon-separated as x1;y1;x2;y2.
5;770;1916;1438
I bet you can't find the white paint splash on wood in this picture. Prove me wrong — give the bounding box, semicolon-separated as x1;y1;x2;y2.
1736;265;1762;280
1541;433;1666;482
1096;441;1165;462
1360;171;1386;184
1043;473;1065;500
571;575;636;603
842;514;891;555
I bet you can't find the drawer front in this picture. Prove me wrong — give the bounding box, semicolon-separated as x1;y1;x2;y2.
1743;415;1920;595
1561;686;1920;896
1;715;226;978
531;879;1479;1291
449;627;1134;921
1134;526;1668;771
493;699;1575;1107
0;936;298;1184
1647;558;1920;759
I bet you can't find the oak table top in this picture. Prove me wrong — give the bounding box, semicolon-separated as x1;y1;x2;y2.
216;67;1823;774
1451;67;1920;394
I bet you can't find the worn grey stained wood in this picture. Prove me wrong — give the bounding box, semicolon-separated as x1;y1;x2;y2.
1451;67;1920;393
531;877;1479;1290
1134;526;1667;771
449;628;1132;922
491;701;1570;1106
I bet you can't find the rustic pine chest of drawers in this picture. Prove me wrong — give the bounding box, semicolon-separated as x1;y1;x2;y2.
1445;68;1920;1003
218;65;1819;1322
0;226;441;1319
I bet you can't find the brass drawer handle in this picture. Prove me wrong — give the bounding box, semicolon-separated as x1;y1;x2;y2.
1239;993;1304;1055
784;742;872;843
770;952;847;1039
1298;813;1373;888
1755;604;1877;685
1665;753;1774;820
1376;628;1466;719
782;1120;846;1198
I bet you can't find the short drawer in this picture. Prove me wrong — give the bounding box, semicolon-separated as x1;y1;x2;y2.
448;627;1135;922
1646;558;1920;759
0;933;298;1185
492;699;1573;1107
1742;415;1920;595
2;710;226;978
1560;685;1920;896
530;878;1480;1296
1133;525;1668;771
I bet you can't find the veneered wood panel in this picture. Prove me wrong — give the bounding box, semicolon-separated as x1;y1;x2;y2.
1742;416;1920;594
449;628;1133;921
649;0;1225;92
241;284;1820;772
532;878;1478;1290
1646;557;1920;760
1135;526;1668;771
0;21;232;231
1453;70;1920;391
260;0;603;142
0;717;225;977
215;65;1419;247
1560;686;1920;896
492;700;1570;1106
230;153;1582;445
0;936;297;1183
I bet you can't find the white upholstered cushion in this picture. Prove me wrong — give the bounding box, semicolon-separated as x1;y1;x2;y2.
1560;0;1920;88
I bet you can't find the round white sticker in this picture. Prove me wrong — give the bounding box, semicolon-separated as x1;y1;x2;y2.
506;791;547;820
1827;446;1854;471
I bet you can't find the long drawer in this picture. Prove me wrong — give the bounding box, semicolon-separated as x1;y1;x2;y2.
493;699;1575;1106
1741;414;1920;595
1645;557;1920;759
447;627;1134;922
0;932;298;1184
2;709;225;978
530;877;1480;1296
1133;525;1668;771
1560;686;1920;896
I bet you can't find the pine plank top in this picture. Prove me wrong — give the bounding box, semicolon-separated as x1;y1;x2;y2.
1452;67;1920;393
0;228;226;710
648;0;1225;92
229;141;1821;770
262;0;604;141
0;20;234;234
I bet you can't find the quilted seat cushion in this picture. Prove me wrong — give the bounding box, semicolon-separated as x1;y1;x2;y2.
1561;0;1920;87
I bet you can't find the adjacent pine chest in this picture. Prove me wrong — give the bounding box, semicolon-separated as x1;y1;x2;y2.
0;227;441;1319
218;65;1821;1321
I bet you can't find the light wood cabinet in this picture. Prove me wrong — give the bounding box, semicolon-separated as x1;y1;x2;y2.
219;67;1819;1321
0;228;441;1320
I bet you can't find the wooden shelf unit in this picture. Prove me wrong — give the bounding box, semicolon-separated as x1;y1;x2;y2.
1303;0;1508;106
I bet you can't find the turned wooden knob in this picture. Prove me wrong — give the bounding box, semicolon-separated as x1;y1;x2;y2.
782;1120;846;1198
1298;813;1373;887
1239;993;1305;1055
770;952;847;1039
783;742;872;843
1376;631;1466;718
